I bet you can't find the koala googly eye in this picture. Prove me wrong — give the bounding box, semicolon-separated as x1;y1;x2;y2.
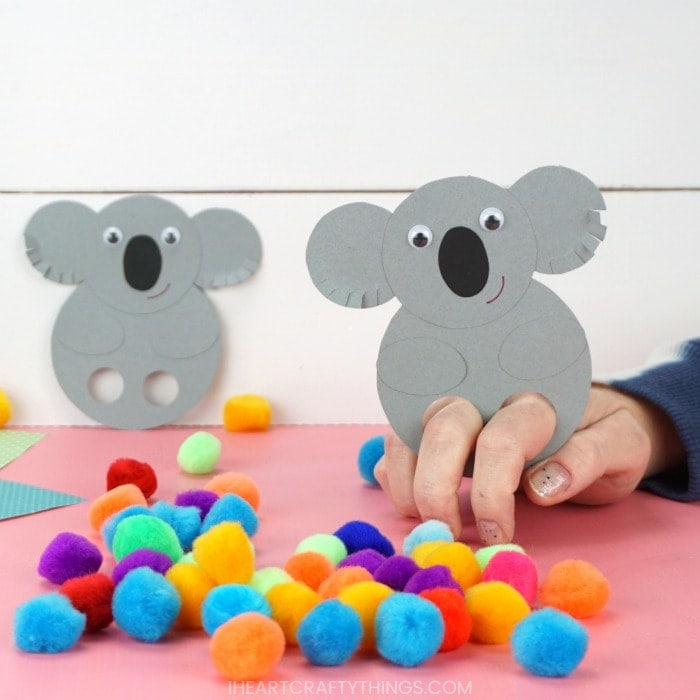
479;207;505;232
161;226;181;245
103;226;123;245
408;225;433;249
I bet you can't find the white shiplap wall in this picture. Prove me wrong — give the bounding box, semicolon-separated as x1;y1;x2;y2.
1;1;698;425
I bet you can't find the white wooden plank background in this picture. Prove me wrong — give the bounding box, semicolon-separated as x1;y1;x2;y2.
0;1;698;425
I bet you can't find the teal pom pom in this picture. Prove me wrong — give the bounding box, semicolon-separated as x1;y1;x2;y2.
297;599;363;666
375;593;444;667
201;583;271;635
112;568;181;642
402;519;454;556
14;593;86;653
150;500;202;551
511;608;589;677
200;493;259;538
357;435;384;485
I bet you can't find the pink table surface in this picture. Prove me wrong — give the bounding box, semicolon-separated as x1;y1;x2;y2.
1;425;698;700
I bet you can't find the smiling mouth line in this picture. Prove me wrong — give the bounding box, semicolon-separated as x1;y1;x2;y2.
485;276;505;304
147;282;171;300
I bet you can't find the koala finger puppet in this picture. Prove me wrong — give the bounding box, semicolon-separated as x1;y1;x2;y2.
306;166;606;466
25;195;262;429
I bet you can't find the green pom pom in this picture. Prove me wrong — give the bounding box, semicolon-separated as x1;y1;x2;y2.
474;543;525;570
112;514;184;563
177;431;222;475
248;567;293;595
295;533;348;566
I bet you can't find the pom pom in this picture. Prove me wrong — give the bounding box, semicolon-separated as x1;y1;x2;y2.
101;505;152;552
192;521;255;585
334;520;395;557
112;514;184;564
266;581;321;645
14;593;86;653
482;550;538;606
336;581;393;652
404;565;463;595
338;548;386;574
375;593;444;667
249;567;294;595
59;573;115;632
223;394;272;432
402;519;453;556
177;431;222;475
284;551;334;591
112;568;181;642
465;581;531;644
419;587;472;651
357;435;384;485
111;549;173;586
538;559;610;618
205;471;261;511
297;599;363;666
0;387;12;426
88;483;148;531
474;543;525;570
419;541;481;592
174;489;219;519
373;555;420;591
202;583;272;635
37;532;103;584
201;493;259;538
106;458;158;498
165;562;216;629
150;500;202;551
409;540;445;565
317;566;374;599
210;613;284;681
511;608;589;677
295;533;348;566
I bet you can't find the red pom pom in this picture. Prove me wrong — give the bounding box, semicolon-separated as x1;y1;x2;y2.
59;572;115;632
106;458;158;499
419;587;472;651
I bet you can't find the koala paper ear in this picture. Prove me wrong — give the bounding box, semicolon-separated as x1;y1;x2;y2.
510;166;607;274
306;202;394;308
24;201;96;284
192;208;262;288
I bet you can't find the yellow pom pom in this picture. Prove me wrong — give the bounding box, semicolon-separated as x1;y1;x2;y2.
266;581;321;645
410;540;446;566
192;522;255;585
336;581;393;652
465;581;530;644
0;388;12;427
223;394;272;432
166;562;216;629
422;542;482;591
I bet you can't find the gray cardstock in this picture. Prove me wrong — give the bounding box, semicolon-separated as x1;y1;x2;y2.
25;195;262;429
306;166;606;464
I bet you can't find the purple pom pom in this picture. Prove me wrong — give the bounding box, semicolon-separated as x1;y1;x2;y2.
111;549;173;585
403;565;463;595
333;520;395;557
373;555;421;590
38;532;103;584
338;548;386;574
174;489;219;519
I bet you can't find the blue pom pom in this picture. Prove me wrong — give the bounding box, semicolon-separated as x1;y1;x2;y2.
200;493;259;538
297;599;363;666
112;567;181;642
402;519;454;556
101;505;152;552
333;520;395;557
201;583;271;635
375;593;444;667
511;608;589;677
357;435;384;485
150;500;202;551
14;593;86;653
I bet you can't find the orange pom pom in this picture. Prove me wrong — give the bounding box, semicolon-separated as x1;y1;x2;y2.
204;472;261;511
284;551;334;591
223;394;272;432
539;559;610;618
88;484;148;531
336;581;393;652
419;587;472;651
166;562;216;629
465;581;530;644
210;612;285;681
192;522;255;585
422;542;481;591
317;566;374;599
266;581;321;645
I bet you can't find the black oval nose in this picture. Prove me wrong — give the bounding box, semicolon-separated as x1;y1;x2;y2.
123;235;161;291
438;227;489;297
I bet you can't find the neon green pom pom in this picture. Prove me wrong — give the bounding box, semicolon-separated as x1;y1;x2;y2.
295;533;348;566
112;514;184;563
177;431;222;475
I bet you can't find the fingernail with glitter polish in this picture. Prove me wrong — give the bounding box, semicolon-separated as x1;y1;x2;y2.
528;463;571;498
477;519;504;544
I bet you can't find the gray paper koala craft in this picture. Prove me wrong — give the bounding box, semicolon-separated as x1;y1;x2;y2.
25;195;262;429
306;166;606;462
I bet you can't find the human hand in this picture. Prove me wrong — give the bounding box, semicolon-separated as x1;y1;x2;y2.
373;386;684;544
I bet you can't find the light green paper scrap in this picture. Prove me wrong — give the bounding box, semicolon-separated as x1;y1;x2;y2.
0;479;86;520
0;430;45;469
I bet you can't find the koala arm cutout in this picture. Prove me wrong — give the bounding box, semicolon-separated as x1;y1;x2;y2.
306;203;395;308
510;166;606;274
193;209;262;288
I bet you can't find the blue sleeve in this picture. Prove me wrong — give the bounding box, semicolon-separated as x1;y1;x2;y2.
609;338;700;501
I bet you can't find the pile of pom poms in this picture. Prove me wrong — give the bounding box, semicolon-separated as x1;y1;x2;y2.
13;449;610;683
